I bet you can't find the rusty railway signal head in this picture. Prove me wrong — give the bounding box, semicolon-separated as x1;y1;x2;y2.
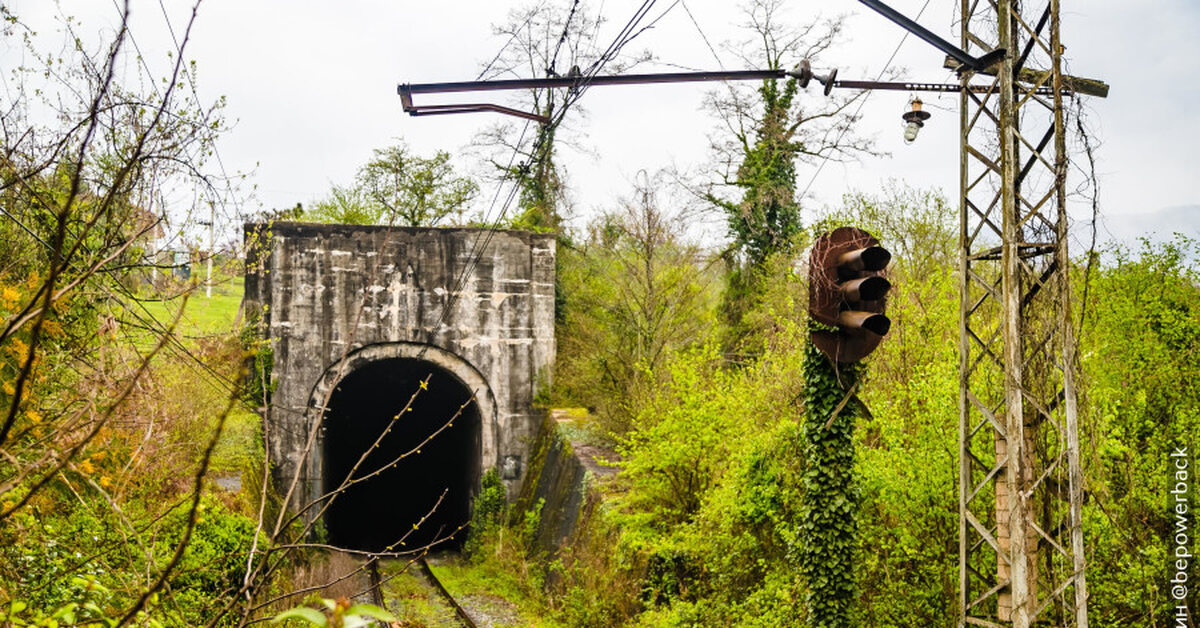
808;226;893;362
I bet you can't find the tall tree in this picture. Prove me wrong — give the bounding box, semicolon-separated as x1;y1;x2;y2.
0;4;260;625
357;143;477;227
307;142;477;227
703;0;875;344
472;0;651;230
556;171;718;434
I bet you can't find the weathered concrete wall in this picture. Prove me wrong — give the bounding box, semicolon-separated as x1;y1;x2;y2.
243;222;556;518
516;414;588;554
515;411;617;557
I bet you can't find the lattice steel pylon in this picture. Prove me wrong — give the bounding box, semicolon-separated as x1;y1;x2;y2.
957;0;1089;625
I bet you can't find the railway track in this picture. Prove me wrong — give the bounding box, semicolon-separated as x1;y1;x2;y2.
416;557;477;628
366;557;385;608
364;555;477;628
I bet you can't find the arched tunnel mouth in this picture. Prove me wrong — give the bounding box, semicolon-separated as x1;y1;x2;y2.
322;357;482;553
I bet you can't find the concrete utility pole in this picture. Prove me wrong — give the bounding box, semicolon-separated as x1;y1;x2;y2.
957;0;1090;625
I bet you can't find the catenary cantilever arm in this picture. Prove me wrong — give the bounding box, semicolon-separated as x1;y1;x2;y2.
856;0;1005;73
398;69;797;121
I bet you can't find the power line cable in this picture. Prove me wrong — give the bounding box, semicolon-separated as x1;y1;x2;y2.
797;0;932;203
418;120;534;342
681;0;724;70
614;0;680;53
451;0;659;251
418;0;670;359
561;0;661;114
583;0;655;76
548;0;582;75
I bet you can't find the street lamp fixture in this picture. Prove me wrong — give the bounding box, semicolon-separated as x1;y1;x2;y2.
902;98;931;143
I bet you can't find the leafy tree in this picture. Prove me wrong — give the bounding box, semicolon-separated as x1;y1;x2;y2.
305;184;374;225
555;188;961;626
617;344;739;523
827;187;959;624
555;172;719;435
481;186;1199;626
1077;235;1200;624
609;326;812;626
308;142;477;227
472;1;652;230
0;3;260;625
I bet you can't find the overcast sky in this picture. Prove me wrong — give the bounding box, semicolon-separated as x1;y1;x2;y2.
4;0;1198;248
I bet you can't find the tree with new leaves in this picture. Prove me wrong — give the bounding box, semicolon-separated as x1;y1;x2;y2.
556;171;718;435
0;3;262;625
1;7;459;626
308;142;477;227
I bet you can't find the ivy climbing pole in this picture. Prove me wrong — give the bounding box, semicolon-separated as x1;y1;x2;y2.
798;336;863;627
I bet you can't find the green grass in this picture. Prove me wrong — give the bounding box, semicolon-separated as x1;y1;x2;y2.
139;275;244;339
210;407;262;474
129;273;255;474
429;558;564;628
128;274;263;498
378;562;461;627
375;555;564;627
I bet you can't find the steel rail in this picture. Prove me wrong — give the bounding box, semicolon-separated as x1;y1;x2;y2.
366;557;384;608
417;557;478;628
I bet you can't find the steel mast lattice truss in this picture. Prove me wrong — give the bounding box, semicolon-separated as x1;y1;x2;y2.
957;0;1088;625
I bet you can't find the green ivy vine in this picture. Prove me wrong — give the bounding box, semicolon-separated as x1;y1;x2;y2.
797;333;863;627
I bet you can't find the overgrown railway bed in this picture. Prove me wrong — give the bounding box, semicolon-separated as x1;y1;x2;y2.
365;555;486;627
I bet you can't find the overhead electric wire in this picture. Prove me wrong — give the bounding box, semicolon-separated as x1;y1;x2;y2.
612;0;681;54
415;120;535;359
682;0;724;70
797;0;933;203
417;0;669;358
562;0;663;114
583;0;656;76
548;0;582;76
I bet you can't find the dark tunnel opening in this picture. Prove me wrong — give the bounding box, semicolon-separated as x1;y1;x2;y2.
322;357;482;553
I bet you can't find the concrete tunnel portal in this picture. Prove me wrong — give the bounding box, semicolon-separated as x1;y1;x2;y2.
322;357;482;553
244;223;555;550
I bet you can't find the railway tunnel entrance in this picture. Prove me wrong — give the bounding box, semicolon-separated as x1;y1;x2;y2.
246;224;554;531
322;357;482;553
